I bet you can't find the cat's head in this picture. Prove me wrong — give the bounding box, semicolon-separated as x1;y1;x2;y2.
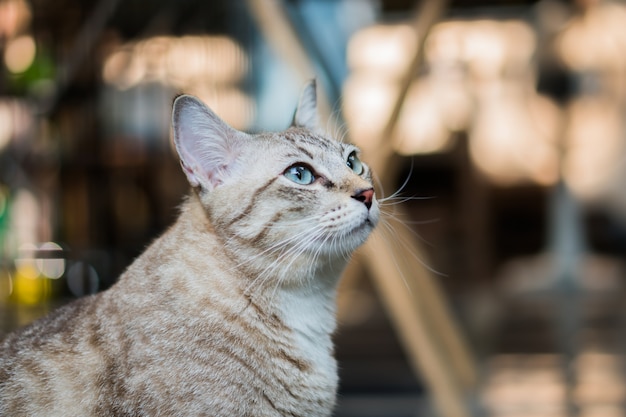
171;80;378;272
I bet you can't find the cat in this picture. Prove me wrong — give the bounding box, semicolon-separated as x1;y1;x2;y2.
0;80;379;417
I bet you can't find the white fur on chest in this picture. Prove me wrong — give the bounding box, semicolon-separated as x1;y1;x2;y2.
277;282;338;378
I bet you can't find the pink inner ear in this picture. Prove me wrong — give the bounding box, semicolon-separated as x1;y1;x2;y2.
207;164;231;188
178;157;202;188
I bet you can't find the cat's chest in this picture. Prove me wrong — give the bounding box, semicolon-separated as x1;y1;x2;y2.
276;287;338;379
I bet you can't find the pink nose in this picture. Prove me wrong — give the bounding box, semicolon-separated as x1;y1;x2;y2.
352;188;374;210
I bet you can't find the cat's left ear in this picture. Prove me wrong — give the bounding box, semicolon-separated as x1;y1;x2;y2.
172;95;247;191
291;79;319;131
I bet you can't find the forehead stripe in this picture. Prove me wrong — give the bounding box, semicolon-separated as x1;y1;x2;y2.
295;146;314;160
284;130;338;152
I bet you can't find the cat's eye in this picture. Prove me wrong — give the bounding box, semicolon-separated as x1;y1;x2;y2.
284;165;315;185
347;151;364;175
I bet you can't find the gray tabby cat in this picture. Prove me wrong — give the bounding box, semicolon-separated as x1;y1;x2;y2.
0;80;379;417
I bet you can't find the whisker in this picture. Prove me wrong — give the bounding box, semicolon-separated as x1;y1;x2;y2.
241;224;327;295
371;171;387;201
383;157;415;202
380;207;440;227
370;228;414;296
379;216;447;278
265;228;327;304
379;195;436;206
379;211;435;250
327;98;349;143
375;158;436;208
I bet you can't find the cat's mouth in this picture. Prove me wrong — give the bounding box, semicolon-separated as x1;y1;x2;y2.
350;204;379;232
319;203;378;244
365;205;380;228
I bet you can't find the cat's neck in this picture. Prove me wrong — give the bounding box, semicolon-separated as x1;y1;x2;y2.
175;193;346;313
180;192;348;294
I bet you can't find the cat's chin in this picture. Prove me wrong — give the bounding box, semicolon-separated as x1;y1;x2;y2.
353;219;376;243
337;217;377;253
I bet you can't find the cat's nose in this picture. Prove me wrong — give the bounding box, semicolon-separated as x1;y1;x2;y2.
352;188;374;210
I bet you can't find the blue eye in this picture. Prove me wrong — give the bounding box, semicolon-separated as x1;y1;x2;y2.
347;151;364;175
284;165;315;185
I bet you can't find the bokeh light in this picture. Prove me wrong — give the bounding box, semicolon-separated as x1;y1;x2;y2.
103;35;249;89
67;261;99;297
4;35;36;74
36;242;66;279
0;102;13;150
12;244;50;305
0;0;32;40
344;17;558;184
563;97;623;200
0;268;12;301
469;83;561;186
102;34;253;131
347;24;417;79
342;74;398;145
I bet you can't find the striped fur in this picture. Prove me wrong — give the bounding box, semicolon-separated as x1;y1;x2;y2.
0;82;379;416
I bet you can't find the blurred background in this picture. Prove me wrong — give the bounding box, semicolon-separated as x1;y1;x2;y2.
2;0;626;416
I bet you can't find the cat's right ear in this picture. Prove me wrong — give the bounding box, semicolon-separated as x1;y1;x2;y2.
291;79;319;131
172;95;247;191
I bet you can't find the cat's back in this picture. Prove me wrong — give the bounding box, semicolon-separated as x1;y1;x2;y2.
0;294;108;416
